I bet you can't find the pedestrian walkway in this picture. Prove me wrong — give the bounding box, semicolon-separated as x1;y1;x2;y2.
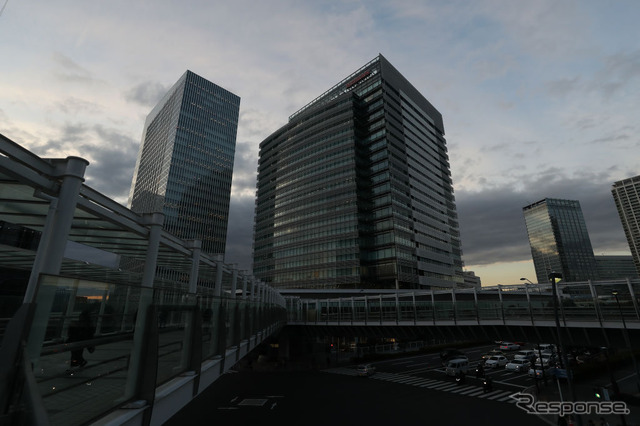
323;367;518;404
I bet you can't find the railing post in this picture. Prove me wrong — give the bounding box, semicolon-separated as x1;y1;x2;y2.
364;296;368;323
557;283;567;326
25;157;89;364
626;278;640;320
94;286;110;336
473;286;480;324
588;280;603;323
351;297;355;325
524;283;534;326
412;292;417;325
241;275;248;300
187;240;202;295
451;288;456;325
214;255;224;298
124;212;163;407
497;285;505;324
430;290;436;324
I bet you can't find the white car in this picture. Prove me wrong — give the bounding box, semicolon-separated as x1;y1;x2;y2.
485;355;508;368
514;350;536;362
505;359;530;372
499;342;520;351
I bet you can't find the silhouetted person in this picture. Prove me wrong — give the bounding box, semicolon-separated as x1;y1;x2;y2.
68;310;94;368
483;377;493;393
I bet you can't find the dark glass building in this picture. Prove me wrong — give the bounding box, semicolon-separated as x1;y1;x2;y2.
523;198;599;283
612;175;640;278
253;55;463;290
128;71;240;255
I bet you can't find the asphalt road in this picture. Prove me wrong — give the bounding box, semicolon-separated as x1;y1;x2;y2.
165;368;547;426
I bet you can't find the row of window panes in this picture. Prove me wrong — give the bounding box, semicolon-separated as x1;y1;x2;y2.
272;238;358;258
275;156;355;192
272;267;360;283
275;253;359;269
273;224;358;246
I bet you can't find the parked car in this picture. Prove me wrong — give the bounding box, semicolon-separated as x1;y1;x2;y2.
538;343;556;353
539;349;555;358
357;364;376;377
485;355;509;368
499;342;520;351
445;358;470;376
505;359;531;372
514;350;536;362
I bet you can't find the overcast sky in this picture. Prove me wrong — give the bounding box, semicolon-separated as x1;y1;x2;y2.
1;1;638;285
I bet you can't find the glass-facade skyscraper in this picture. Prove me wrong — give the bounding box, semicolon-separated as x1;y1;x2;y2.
253;55;463;290
612;175;640;277
128;70;240;255
523;198;599;283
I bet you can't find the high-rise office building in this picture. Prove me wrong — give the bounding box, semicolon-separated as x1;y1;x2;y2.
128;70;240;254
523;198;599;283
612;175;640;277
594;255;639;280
253;54;463;290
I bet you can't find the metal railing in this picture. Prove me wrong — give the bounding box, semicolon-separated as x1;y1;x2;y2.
285;279;640;328
1;275;286;426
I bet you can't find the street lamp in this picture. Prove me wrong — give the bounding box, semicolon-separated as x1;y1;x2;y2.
612;291;640;393
548;271;580;424
520;277;535;284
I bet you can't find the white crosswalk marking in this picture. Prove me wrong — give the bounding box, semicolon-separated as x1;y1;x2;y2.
476;390;504;399
486;391;512;400
456;386;483;396
429;383;460;391
461;388;486;397
416;380;440;387
322;368;523;404
497;394;516;402
448;385;476;394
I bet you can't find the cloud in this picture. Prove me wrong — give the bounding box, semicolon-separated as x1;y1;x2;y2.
123;81;170;107
51;52;98;84
230;141;258;198
81;125;139;203
26;123;139;204
224;196;256;271
53;97;104;115
457;171;630;267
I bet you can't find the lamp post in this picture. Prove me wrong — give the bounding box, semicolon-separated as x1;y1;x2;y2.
549;271;581;426
520;277;535;284
612;291;640;393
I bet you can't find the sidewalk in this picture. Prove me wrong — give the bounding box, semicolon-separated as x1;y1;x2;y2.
528;368;640;426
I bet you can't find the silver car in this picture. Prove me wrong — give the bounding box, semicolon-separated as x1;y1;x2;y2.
357;364;376;377
505;359;530;372
485;355;508;368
